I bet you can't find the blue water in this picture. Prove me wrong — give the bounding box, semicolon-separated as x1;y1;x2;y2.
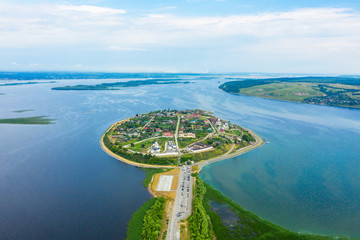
1;73;360;239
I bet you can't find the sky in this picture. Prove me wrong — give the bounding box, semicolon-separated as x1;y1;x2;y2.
1;0;360;74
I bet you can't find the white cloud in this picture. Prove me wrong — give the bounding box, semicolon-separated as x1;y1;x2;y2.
1;4;359;48
56;4;126;15
0;3;360;72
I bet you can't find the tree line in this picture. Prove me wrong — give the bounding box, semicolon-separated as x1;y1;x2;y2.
188;175;214;240
141;197;166;240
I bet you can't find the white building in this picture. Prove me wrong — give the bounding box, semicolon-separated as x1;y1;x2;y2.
167;139;177;152
150;140;161;154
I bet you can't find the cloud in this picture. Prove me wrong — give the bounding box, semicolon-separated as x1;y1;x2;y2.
0;3;360;72
1;3;359;48
56;4;126;15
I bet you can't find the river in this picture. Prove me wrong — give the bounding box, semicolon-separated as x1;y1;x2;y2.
1;73;359;239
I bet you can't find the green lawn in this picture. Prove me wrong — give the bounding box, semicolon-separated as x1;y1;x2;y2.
129;139;156;152
128;137;171;153
232;129;241;136
178;137;200;148
181;143;232;163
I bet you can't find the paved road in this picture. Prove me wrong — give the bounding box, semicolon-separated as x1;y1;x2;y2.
166;165;193;240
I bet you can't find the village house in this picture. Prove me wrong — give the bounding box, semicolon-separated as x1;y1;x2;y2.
162;132;174;137
178;132;196;138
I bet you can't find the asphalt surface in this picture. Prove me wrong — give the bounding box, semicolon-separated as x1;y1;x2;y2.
166;165;193;240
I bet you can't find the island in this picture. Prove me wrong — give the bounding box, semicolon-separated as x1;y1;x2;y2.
52;79;190;90
0;81;56;87
0;116;55;125
101;109;261;167
219;77;360;108
101;110;347;240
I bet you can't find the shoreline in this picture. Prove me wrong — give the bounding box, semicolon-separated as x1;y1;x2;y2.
221;89;360;110
100;118;175;169
101;118;265;239
100;118;264;170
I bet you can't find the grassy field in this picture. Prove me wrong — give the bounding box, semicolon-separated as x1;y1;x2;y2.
202;181;351;240
178;137;200;148
219;78;360;108
181;143;232;163
0;116;55;124
128;137;170;153
238;82;324;102
126;198;157;240
232;129;242;136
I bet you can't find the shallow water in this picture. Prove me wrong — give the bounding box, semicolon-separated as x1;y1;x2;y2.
1;74;360;238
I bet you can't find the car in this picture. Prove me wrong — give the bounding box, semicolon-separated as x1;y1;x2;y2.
187;189;189;192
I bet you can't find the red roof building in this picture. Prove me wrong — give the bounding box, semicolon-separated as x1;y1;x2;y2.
162;132;174;137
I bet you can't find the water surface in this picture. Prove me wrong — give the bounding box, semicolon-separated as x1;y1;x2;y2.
1;74;360;238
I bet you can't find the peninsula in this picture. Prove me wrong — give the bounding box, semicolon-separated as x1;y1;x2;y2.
101;110;346;240
219;77;360;108
101;109;261;168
